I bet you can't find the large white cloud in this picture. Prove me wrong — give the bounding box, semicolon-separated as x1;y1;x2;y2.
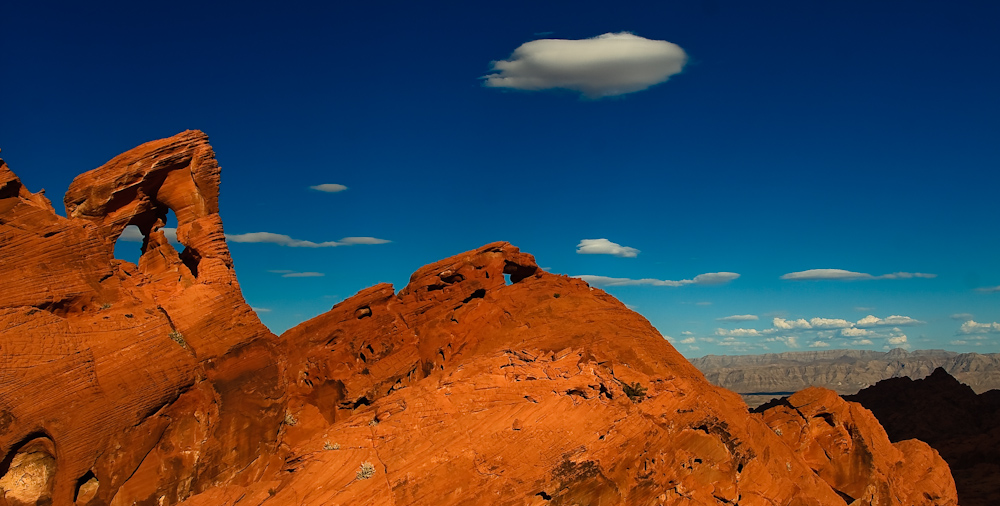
227;232;390;247
574;272;739;288
780;269;936;281
576;239;639;258
809;317;854;329
483;32;688;98
773;317;812;330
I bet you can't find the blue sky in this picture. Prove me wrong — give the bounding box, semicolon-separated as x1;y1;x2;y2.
3;1;998;356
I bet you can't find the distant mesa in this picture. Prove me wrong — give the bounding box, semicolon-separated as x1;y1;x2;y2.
0;132;959;505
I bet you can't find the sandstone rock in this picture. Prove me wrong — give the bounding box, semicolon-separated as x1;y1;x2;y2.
0;131;284;505
2;133;960;506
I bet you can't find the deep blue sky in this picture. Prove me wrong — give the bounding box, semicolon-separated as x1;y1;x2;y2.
4;1;998;356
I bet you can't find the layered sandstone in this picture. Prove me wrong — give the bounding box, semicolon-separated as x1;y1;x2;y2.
1;132;960;506
0;132;284;505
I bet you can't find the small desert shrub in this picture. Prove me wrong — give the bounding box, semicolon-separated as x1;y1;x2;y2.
356;461;375;480
284;411;298;426
622;381;647;403
324;441;340;450
168;330;187;348
368;418;379;427
100;303;112;310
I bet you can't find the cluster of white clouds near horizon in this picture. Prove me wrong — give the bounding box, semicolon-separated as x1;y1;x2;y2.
570;238;998;353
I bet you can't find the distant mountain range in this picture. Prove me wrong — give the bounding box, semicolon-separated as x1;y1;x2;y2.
691;348;1000;407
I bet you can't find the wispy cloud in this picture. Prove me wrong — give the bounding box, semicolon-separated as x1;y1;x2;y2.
227;232;390;247
780;269;936;281
483;32;687;98
975;285;1000;293
310;183;348;193
251;307;272;313
951;313;974;320
268;269;325;278
575;272;739;288
716;314;759;322
576;239;639;258
809;340;831;348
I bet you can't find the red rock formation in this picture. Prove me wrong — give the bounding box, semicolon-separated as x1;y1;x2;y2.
0;131;284;506
1;132;959;506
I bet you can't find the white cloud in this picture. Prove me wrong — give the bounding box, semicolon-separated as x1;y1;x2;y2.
951;313;975;320
483;32;687;98
841;327;873;337
780;269;936;281
681;331;694;336
887;334;908;345
715;328;761;337
855;315;925;327
765;336;800;348
809;317;853;329
950;340;968;345
680;337;697;344
575;239;639;258
227;232;390;248
574;272;739;288
809;340;830;348
716;314;759;322
976;285;1000;293
959;320;1000;334
251;307;272;313
773;318;812;330
851;339;874;345
309;183;348;193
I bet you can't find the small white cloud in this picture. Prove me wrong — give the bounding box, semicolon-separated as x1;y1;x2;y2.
716;314;759;322
809;317;854;329
281;272;325;278
851;339;874;345
310;184;348;193
856;315;925;327
950;340;968;345
887;334;908;345
576;239;639;258
809;340;831;348
715;328;761;337
773;317;812;330
854;306;876;312
781;269;935;281
959;320;1000;334
765;336;800;348
976;285;1000;293
681;331;694;336
484;32;688;98
680;337;697;344
951;313;975;320
841;328;873;337
268;270;324;278
227;232;390;248
574;271;738;288
251;307;272;313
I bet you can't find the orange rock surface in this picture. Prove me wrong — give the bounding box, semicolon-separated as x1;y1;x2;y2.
1;132;959;505
1;131;284;505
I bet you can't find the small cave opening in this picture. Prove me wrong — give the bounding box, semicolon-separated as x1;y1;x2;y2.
0;433;57;505
74;470;99;504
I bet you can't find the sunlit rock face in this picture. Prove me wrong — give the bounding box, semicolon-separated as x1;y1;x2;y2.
0;131;284;505
1;132;958;505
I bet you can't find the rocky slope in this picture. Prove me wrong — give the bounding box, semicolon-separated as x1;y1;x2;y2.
845;369;1000;506
692;349;1000;406
1;132;959;505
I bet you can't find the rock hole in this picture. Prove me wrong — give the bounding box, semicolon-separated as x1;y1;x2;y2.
0;433;57;505
503;273;512;285
355;306;372;319
834;489;855;503
503;260;538;283
74;470;99;504
461;288;486;304
536;491;552;500
440;272;464;284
